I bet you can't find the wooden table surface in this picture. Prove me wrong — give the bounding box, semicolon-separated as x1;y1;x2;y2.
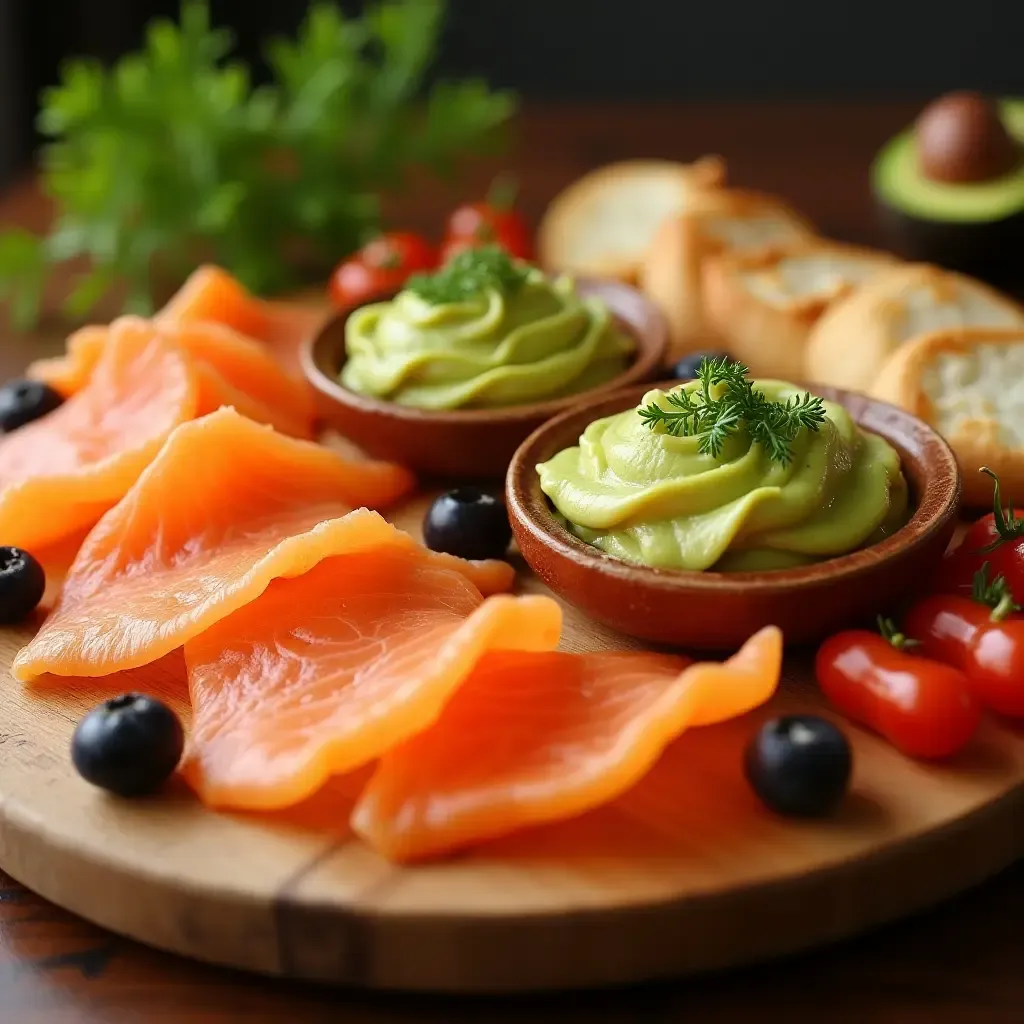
2;100;1023;1023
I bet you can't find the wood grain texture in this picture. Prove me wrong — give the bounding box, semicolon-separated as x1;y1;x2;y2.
3;100;1024;1020
0;485;1022;993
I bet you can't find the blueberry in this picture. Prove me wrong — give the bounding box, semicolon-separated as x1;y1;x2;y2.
0;547;45;624
670;351;731;381
423;487;512;561
0;379;64;433
744;715;852;818
71;694;185;798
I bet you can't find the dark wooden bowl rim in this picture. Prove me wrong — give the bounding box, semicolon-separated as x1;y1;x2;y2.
301;277;668;426
507;381;962;593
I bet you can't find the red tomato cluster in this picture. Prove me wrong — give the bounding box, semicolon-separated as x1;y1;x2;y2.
328;232;437;311
904;576;1024;719
328;176;534;311
816;468;1024;760
816;619;982;760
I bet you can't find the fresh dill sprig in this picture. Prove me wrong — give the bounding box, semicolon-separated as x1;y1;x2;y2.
637;356;827;465
406;244;530;304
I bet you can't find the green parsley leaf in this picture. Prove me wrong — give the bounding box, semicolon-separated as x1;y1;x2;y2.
0;0;517;330
0;229;46;331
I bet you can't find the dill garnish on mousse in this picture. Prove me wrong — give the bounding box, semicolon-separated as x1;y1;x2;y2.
637;356;827;466
405;246;532;304
537;357;909;572
342;246;635;410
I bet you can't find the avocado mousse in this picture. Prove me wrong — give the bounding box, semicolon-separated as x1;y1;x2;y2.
537;358;908;572
341;246;634;410
872;92;1024;282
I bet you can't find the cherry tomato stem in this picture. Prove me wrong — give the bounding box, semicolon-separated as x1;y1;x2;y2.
486;173;520;212
443;176;534;262
975;467;1024;553
815;629;980;759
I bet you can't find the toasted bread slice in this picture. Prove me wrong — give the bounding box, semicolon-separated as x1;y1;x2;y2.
702;241;899;380
804;263;1024;394
536;157;726;283
639;188;817;360
870;326;1024;506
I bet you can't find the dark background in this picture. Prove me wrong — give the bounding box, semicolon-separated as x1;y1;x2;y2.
3;0;1024;186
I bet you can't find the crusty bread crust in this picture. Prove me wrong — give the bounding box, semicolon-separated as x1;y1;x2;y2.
536;157;726;283
803;263;1024;394
702;241;898;380
869;326;1024;507
638;188;817;362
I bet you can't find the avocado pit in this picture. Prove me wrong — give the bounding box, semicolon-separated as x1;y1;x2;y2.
872;92;1024;283
916;91;1020;184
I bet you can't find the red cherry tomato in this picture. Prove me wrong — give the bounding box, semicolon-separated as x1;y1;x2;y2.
442;176;534;261
328;232;437;310
935;468;1024;598
904;567;1024;718
815;621;981;759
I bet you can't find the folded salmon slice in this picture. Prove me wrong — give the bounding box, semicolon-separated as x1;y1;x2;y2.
0;317;197;552
29;320;315;439
180;322;314;438
26;325;107;395
181;543;554;810
351;626;782;863
35;526;95;610
12;409;417;681
156;265;328;380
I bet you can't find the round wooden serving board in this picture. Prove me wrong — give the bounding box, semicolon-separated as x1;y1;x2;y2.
0;493;1023;994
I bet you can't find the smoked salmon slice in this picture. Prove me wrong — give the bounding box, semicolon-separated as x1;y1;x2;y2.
35;525;95;611
29;320;315;439
26;325;107;396
0;317;197;552
156;265;269;339
156;265;328;380
351;626;783;863
175;322;314;438
12;410;417;681
181;542;555;810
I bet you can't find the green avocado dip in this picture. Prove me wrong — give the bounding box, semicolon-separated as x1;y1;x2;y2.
341;246;634;410
537;358;909;572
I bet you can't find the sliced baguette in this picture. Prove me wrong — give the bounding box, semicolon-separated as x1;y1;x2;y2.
536;156;726;283
870;326;1024;506
702;241;899;380
639;188;818;360
804;263;1024;394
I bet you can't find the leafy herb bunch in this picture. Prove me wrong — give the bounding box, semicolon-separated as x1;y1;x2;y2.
639;357;827;466
0;0;516;329
406;244;530;304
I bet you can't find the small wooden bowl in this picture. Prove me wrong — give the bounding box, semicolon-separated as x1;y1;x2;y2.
301;279;667;480
507;383;961;650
